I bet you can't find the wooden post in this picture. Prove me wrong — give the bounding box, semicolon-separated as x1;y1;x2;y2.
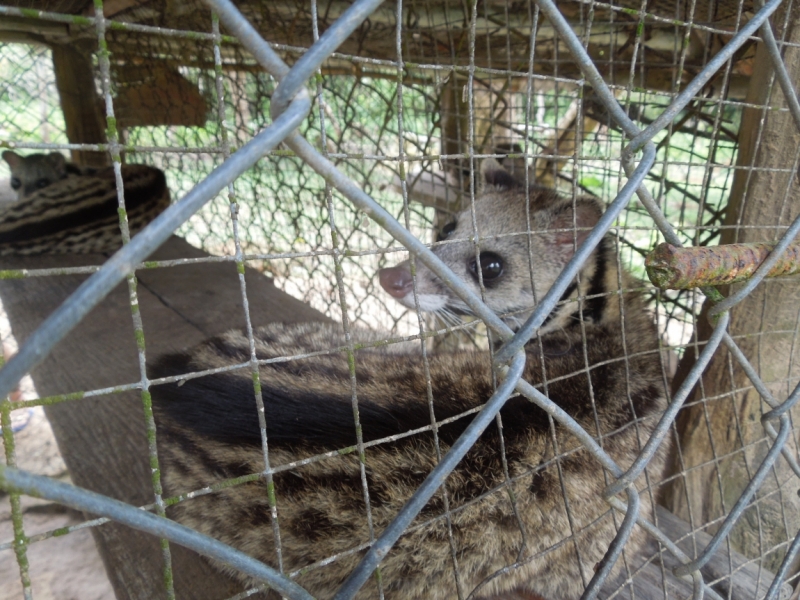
439;71;470;204
51;43;109;168
431;75;476;351
664;2;800;574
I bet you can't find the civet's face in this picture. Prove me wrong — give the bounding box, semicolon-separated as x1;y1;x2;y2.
3;151;68;200
379;159;602;331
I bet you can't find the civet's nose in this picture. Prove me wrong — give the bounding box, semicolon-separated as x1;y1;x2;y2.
378;265;414;299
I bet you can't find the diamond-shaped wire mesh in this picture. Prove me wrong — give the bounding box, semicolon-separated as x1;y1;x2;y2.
0;0;799;598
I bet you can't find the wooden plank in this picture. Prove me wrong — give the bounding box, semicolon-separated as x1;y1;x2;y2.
0;235;328;599
133;237;327;341
601;505;791;600
655;505;791;600
604;556;696;600
601;534;696;600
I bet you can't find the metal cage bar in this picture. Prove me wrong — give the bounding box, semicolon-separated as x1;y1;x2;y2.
1;0;800;597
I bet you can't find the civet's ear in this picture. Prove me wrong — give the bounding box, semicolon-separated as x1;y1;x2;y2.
2;151;22;170
549;197;605;252
46;153;67;172
479;158;518;193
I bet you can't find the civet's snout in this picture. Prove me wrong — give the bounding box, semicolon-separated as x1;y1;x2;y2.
378;264;414;299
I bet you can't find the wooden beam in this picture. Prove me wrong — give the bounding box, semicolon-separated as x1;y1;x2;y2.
51;43;109;168
0;16;69;38
0;236;328;599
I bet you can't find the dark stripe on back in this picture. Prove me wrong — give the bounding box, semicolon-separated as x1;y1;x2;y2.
150;332;607;455
0;169;165;245
584;236;608;323
150;350;424;450
0;184;113;226
540;281;579;329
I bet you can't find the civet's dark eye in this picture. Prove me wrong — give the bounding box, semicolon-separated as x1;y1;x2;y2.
437;221;457;242
36;178;49;189
10;177;20;190
469;251;504;282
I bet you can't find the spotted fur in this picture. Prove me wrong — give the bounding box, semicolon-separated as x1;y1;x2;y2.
0;162;169;255
150;160;670;599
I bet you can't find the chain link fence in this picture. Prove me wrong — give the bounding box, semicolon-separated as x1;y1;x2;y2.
0;0;799;598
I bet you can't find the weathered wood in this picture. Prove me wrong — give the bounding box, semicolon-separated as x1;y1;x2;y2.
665;0;800;576
50;43;109;169
0;15;69;39
600;506;789;599
601;543;696;599
532;96;602;189
439;72;470;209
655;505;790;600
0;235;327;599
113;63;207;129
4;0;756;98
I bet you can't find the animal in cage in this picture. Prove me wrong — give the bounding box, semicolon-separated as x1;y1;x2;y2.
2;151;85;200
150;159;671;599
0;160;170;255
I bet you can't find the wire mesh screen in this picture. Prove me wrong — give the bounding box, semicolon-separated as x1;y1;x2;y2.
123;64;441;333
0;0;799;599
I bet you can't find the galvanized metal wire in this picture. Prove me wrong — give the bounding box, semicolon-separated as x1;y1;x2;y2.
0;464;316;600
1;0;800;598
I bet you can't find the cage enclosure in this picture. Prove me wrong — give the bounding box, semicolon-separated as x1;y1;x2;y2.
0;0;800;599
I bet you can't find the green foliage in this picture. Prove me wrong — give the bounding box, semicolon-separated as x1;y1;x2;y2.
0;45;68;179
124;70;437;331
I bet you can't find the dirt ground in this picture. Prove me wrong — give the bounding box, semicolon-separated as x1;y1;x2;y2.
0;397;116;598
